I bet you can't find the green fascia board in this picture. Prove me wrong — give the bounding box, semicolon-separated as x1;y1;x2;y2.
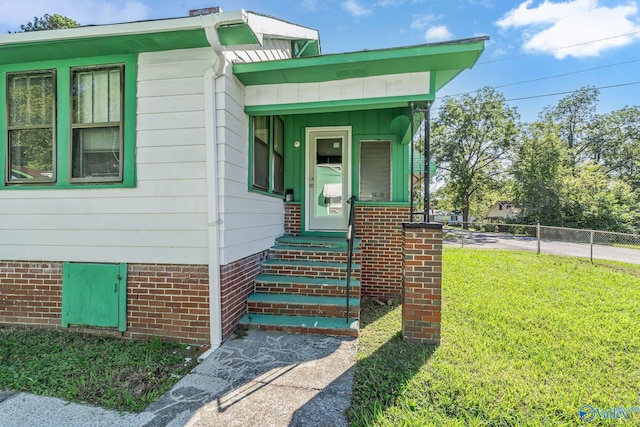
233;37;487;86
0;29;209;65
245;94;435;115
217;23;260;46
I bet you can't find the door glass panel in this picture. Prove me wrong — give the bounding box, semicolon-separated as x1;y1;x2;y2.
315;137;343;217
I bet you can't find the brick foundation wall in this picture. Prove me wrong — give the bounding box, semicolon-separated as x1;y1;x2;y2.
401;223;442;344
127;264;210;345
284;203;301;235
0;261;211;346
356;206;411;298
220;251;267;340
0;261;63;326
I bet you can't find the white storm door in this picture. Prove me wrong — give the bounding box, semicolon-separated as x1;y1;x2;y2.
305;127;351;231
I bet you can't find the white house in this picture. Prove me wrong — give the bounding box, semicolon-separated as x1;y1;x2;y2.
0;8;486;348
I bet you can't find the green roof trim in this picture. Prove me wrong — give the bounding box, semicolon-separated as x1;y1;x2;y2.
0;29;210;65
245;94;436;115
233;37;487;86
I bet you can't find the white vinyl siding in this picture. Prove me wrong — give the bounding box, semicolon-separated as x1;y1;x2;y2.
215;72;284;265
0;48;214;265
245;71;431;107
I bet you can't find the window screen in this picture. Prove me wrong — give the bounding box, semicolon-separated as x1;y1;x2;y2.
359;140;391;202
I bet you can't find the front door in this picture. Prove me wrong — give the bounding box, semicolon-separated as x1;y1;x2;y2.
305;127;351;231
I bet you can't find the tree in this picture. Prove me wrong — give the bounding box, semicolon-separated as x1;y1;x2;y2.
587;107;640;189
541;86;599;168
431;87;520;225
15;14;79;32
511;120;567;225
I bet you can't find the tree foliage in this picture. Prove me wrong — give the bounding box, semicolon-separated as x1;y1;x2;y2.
511;120;567;225
16;14;79;32
541;86;599;167
432;87;520;225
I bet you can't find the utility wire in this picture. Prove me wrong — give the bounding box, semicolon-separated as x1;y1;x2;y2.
446;58;640;98
478;29;640;65
431;80;640;112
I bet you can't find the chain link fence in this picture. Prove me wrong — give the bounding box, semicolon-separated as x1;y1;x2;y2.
443;222;640;265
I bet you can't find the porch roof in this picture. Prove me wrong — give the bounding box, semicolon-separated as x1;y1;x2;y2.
233;37;487;89
234;36;487;115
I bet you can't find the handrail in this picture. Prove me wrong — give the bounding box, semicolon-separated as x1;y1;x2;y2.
345;195;357;324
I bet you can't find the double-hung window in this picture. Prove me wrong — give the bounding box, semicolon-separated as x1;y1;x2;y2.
71;65;123;181
3;57;134;188
252;115;284;195
7;71;56;182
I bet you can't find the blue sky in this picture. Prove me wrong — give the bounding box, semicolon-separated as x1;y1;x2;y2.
2;0;640;122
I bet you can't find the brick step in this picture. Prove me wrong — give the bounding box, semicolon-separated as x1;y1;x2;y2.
261;259;360;280
247;293;360;319
255;274;360;298
269;245;361;263
276;235;361;250
239;313;359;337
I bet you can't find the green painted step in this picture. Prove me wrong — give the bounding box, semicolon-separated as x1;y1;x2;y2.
271;245;361;254
276;235;361;249
239;313;359;331
262;258;361;270
255;274;360;287
248;292;360;307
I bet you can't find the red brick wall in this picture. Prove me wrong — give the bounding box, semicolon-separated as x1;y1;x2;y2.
284;203;301;235
0;261;211;346
0;261;63;326
355;205;410;298
127;264;210;345
219;251;267;340
401;223;442;344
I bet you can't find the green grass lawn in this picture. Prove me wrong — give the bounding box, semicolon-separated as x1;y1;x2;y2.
349;248;640;426
0;329;199;412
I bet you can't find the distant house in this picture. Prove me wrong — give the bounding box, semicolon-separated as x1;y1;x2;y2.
0;8;486;348
486;201;519;220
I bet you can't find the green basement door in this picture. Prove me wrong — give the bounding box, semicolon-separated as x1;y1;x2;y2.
62;262;127;331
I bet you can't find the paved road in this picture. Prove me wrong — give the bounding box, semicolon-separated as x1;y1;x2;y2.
444;229;640;265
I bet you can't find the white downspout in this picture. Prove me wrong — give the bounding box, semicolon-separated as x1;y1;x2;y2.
201;22;228;357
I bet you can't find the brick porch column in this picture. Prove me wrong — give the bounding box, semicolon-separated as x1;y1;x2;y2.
401;223;442;344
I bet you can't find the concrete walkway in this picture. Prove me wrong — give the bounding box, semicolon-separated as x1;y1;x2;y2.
0;331;356;427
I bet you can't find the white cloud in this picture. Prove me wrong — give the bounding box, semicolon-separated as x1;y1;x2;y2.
377;0;404;6
411;13;437;30
342;0;373;17
425;25;453;41
0;0;150;30
496;0;640;59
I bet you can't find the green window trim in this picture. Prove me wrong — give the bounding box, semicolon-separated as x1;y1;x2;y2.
0;54;137;190
352;134;409;203
249;114;285;198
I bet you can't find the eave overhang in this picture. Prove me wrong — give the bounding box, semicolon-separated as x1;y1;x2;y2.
237;36;488;115
233;37;488;88
0;11;320;66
